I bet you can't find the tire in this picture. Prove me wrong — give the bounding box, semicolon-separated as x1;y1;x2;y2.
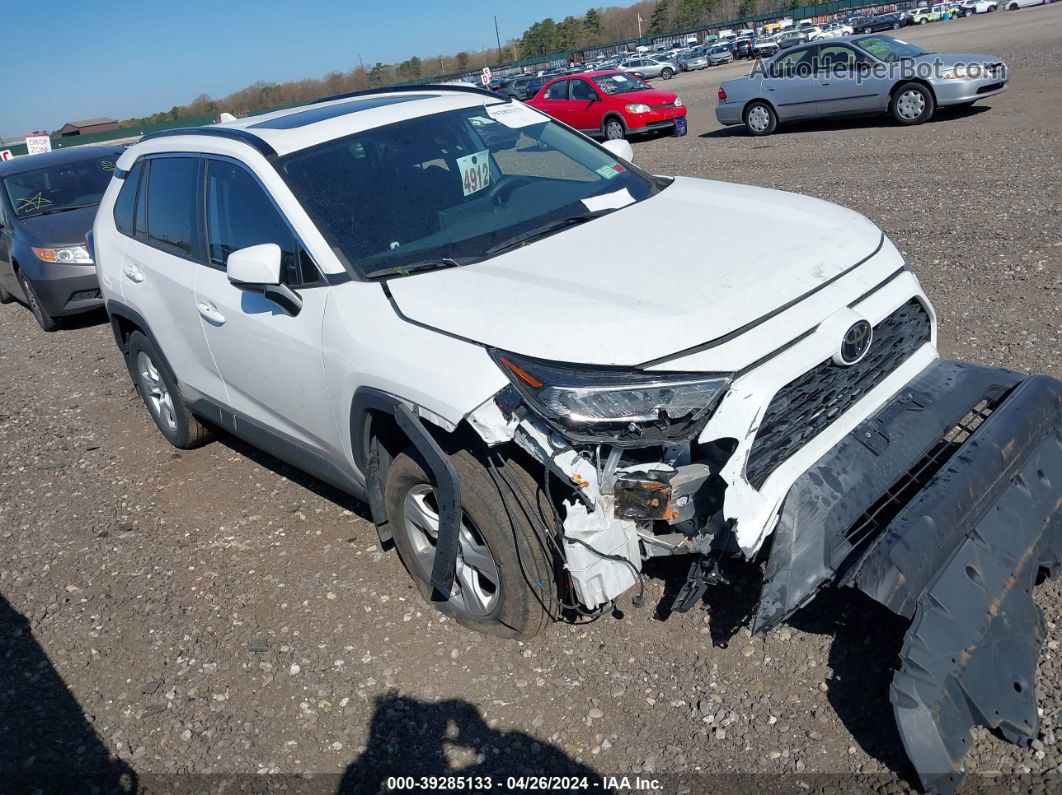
891;82;935;125
893;21;901;27
920;16;928;22
385;448;557;639
661;67;674;79
17;271;58;332
743;100;778;136
864;26;873;32
602;116;627;140
125;330;212;449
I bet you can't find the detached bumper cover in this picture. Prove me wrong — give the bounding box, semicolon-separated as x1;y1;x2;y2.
754;360;1062;792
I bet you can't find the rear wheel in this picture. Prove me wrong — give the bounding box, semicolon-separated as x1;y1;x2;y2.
661;67;674;79
744;100;778;136
18;271;58;332
893;20;901;27
602;116;627;140
920;16;929;22
125;330;213;449
385;448;557;639
892;82;935;125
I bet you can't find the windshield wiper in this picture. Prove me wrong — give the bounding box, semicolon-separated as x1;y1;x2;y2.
485;211;611;257
365;257;470;280
35;205;94;216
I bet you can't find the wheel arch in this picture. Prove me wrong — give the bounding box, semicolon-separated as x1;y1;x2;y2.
742;97;778;120
601;112;627;135
350;388;481;599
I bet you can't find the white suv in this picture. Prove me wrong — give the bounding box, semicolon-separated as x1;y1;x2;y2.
93;85;1061;791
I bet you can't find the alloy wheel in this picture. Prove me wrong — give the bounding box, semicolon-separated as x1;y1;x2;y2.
402;484;500;617
136;351;178;432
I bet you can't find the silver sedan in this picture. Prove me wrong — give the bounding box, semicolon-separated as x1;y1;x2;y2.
619;56;678;80
715;34;1008;135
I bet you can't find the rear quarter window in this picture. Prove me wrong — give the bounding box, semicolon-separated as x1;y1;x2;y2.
113;160;143;237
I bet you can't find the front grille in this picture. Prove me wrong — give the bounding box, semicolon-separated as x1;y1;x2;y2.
836;393;1001;566
745;299;931;489
651;102;677;109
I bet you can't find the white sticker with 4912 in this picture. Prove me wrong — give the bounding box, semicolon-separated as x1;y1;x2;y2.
457;150;491;196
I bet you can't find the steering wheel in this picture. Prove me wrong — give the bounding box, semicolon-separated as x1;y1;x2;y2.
488;175;533;206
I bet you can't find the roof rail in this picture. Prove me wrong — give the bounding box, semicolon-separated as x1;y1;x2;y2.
137;127;277;158
310;83;507;105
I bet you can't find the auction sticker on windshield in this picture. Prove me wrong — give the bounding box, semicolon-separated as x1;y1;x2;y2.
457;150;491;196
485;102;548;128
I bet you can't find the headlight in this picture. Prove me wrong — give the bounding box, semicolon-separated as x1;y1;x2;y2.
491;350;732;445
674;97;684;107
625;103;651;114
32;245;93;265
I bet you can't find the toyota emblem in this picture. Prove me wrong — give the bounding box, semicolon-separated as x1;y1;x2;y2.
839;320;873;365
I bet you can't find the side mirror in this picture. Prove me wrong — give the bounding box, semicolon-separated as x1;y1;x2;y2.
227;243;281;286
602;138;635;163
227;243;303;317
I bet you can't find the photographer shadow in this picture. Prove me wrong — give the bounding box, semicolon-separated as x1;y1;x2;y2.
339;694;602;794
0;592;136;792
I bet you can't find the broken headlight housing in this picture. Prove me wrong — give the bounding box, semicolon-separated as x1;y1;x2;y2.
491;350;731;446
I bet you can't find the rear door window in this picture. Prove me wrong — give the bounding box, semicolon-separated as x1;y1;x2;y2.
544;80;571;100
140;157;201;260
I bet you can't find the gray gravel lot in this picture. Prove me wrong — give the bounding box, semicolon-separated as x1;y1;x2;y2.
1;8;1060;793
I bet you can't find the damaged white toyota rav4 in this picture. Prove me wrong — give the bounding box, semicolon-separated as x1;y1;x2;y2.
92;85;1061;791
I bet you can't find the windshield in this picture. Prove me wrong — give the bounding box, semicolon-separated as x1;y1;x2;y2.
593;72;650;95
3;154;117;218
856;34;929;61
277;104;658;278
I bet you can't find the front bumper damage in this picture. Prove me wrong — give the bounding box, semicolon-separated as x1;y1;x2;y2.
755;360;1062;792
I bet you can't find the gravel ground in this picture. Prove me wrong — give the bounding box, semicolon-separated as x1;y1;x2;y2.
1;8;1060;793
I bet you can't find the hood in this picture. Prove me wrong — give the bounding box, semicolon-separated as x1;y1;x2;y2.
914;51;1002;68
624;87;679;104
386;177;883;367
16;205;98;247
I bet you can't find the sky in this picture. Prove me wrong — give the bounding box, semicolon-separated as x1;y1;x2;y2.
0;0;619;141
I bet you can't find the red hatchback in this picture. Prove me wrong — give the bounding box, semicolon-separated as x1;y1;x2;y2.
527;70;687;141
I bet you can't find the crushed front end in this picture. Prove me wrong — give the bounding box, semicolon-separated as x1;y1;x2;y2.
464;271;1061;791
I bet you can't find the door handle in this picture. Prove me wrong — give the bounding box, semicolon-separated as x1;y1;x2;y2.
196;302;226;325
123;262;144;283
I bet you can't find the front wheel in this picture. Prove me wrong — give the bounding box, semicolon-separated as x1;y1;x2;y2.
920;16;929;22
385;449;557;639
18;272;58;332
892;82;936;125
893;20;901;27
744;100;778;136
864;26;873;32
602;116;626;140
661;67;674;79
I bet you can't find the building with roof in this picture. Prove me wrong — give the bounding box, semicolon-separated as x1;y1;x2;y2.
59;118;119;137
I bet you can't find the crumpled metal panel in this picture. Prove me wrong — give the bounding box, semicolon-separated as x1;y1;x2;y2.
889;426;1062;794
745;298;931;489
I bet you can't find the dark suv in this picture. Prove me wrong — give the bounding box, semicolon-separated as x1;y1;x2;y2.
0;146;123;330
